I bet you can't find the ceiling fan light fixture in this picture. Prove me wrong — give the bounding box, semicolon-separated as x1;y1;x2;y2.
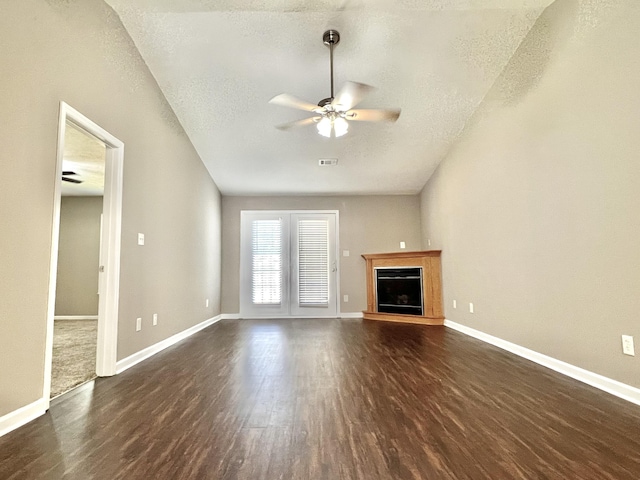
317;116;332;138
333;117;348;137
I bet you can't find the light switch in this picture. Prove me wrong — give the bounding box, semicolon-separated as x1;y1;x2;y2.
343;250;350;257
137;233;145;246
622;335;635;356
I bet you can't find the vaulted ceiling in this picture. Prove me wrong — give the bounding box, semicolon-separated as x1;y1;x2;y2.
105;0;554;195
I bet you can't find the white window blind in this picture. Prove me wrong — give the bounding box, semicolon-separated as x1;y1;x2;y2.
297;219;329;306
251;219;282;305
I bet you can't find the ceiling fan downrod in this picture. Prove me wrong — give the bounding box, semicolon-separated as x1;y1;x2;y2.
320;30;340;107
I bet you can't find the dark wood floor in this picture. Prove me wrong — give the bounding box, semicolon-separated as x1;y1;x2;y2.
2;319;640;479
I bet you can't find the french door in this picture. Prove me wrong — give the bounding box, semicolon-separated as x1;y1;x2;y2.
240;211;338;318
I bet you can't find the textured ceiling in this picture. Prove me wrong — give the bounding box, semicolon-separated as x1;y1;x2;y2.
105;0;553;195
62;122;105;197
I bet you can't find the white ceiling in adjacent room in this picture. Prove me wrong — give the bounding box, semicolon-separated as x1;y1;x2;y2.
105;0;553;195
61;122;106;197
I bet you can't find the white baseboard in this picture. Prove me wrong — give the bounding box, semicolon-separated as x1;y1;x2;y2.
54;315;98;320
444;320;640;407
116;315;222;374
339;312;364;319
0;398;47;438
221;313;240;320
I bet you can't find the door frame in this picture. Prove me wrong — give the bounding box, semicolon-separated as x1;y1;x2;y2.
43;102;124;404
239;210;341;318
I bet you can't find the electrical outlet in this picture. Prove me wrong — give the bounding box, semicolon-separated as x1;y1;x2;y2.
136;317;142;331
428;239;431;247
343;250;350;257
400;241;406;249
343;294;349;303
206;298;209;308
137;233;145;246
469;303;474;314
153;313;158;326
453;299;457;309
622;335;635;356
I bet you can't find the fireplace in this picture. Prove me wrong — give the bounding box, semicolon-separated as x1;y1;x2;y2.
375;267;423;316
361;251;443;325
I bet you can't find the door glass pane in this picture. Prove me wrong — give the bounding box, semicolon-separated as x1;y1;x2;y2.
251;219;282;304
297;219;329;306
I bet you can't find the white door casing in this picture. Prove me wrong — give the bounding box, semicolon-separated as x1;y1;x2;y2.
44;102;123;406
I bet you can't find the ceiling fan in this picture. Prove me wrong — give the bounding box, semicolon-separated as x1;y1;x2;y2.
269;30;401;138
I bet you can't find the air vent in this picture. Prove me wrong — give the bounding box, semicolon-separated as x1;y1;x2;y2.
318;158;338;166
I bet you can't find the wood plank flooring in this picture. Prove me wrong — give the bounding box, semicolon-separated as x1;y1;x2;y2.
1;318;640;479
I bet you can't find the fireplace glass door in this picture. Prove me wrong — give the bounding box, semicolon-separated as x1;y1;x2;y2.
375;267;423;316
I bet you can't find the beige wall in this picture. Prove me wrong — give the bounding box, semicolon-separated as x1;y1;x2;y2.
0;1;221;417
55;197;103;316
222;196;422;313
420;0;640;388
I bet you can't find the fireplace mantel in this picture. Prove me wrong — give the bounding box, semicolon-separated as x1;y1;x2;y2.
361;251;444;325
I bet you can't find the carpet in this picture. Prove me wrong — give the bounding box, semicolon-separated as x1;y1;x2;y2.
51;320;98;398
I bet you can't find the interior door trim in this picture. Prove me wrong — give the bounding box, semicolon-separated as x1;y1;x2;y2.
44;102;123;407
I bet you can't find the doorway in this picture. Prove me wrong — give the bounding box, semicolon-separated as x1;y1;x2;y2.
51;122;105;397
43;103;124;405
239;211;339;318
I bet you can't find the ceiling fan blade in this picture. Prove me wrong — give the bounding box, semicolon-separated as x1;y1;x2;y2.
346;108;401;122
62;176;83;184
332;81;375;111
269;94;321;112
275;116;321;131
